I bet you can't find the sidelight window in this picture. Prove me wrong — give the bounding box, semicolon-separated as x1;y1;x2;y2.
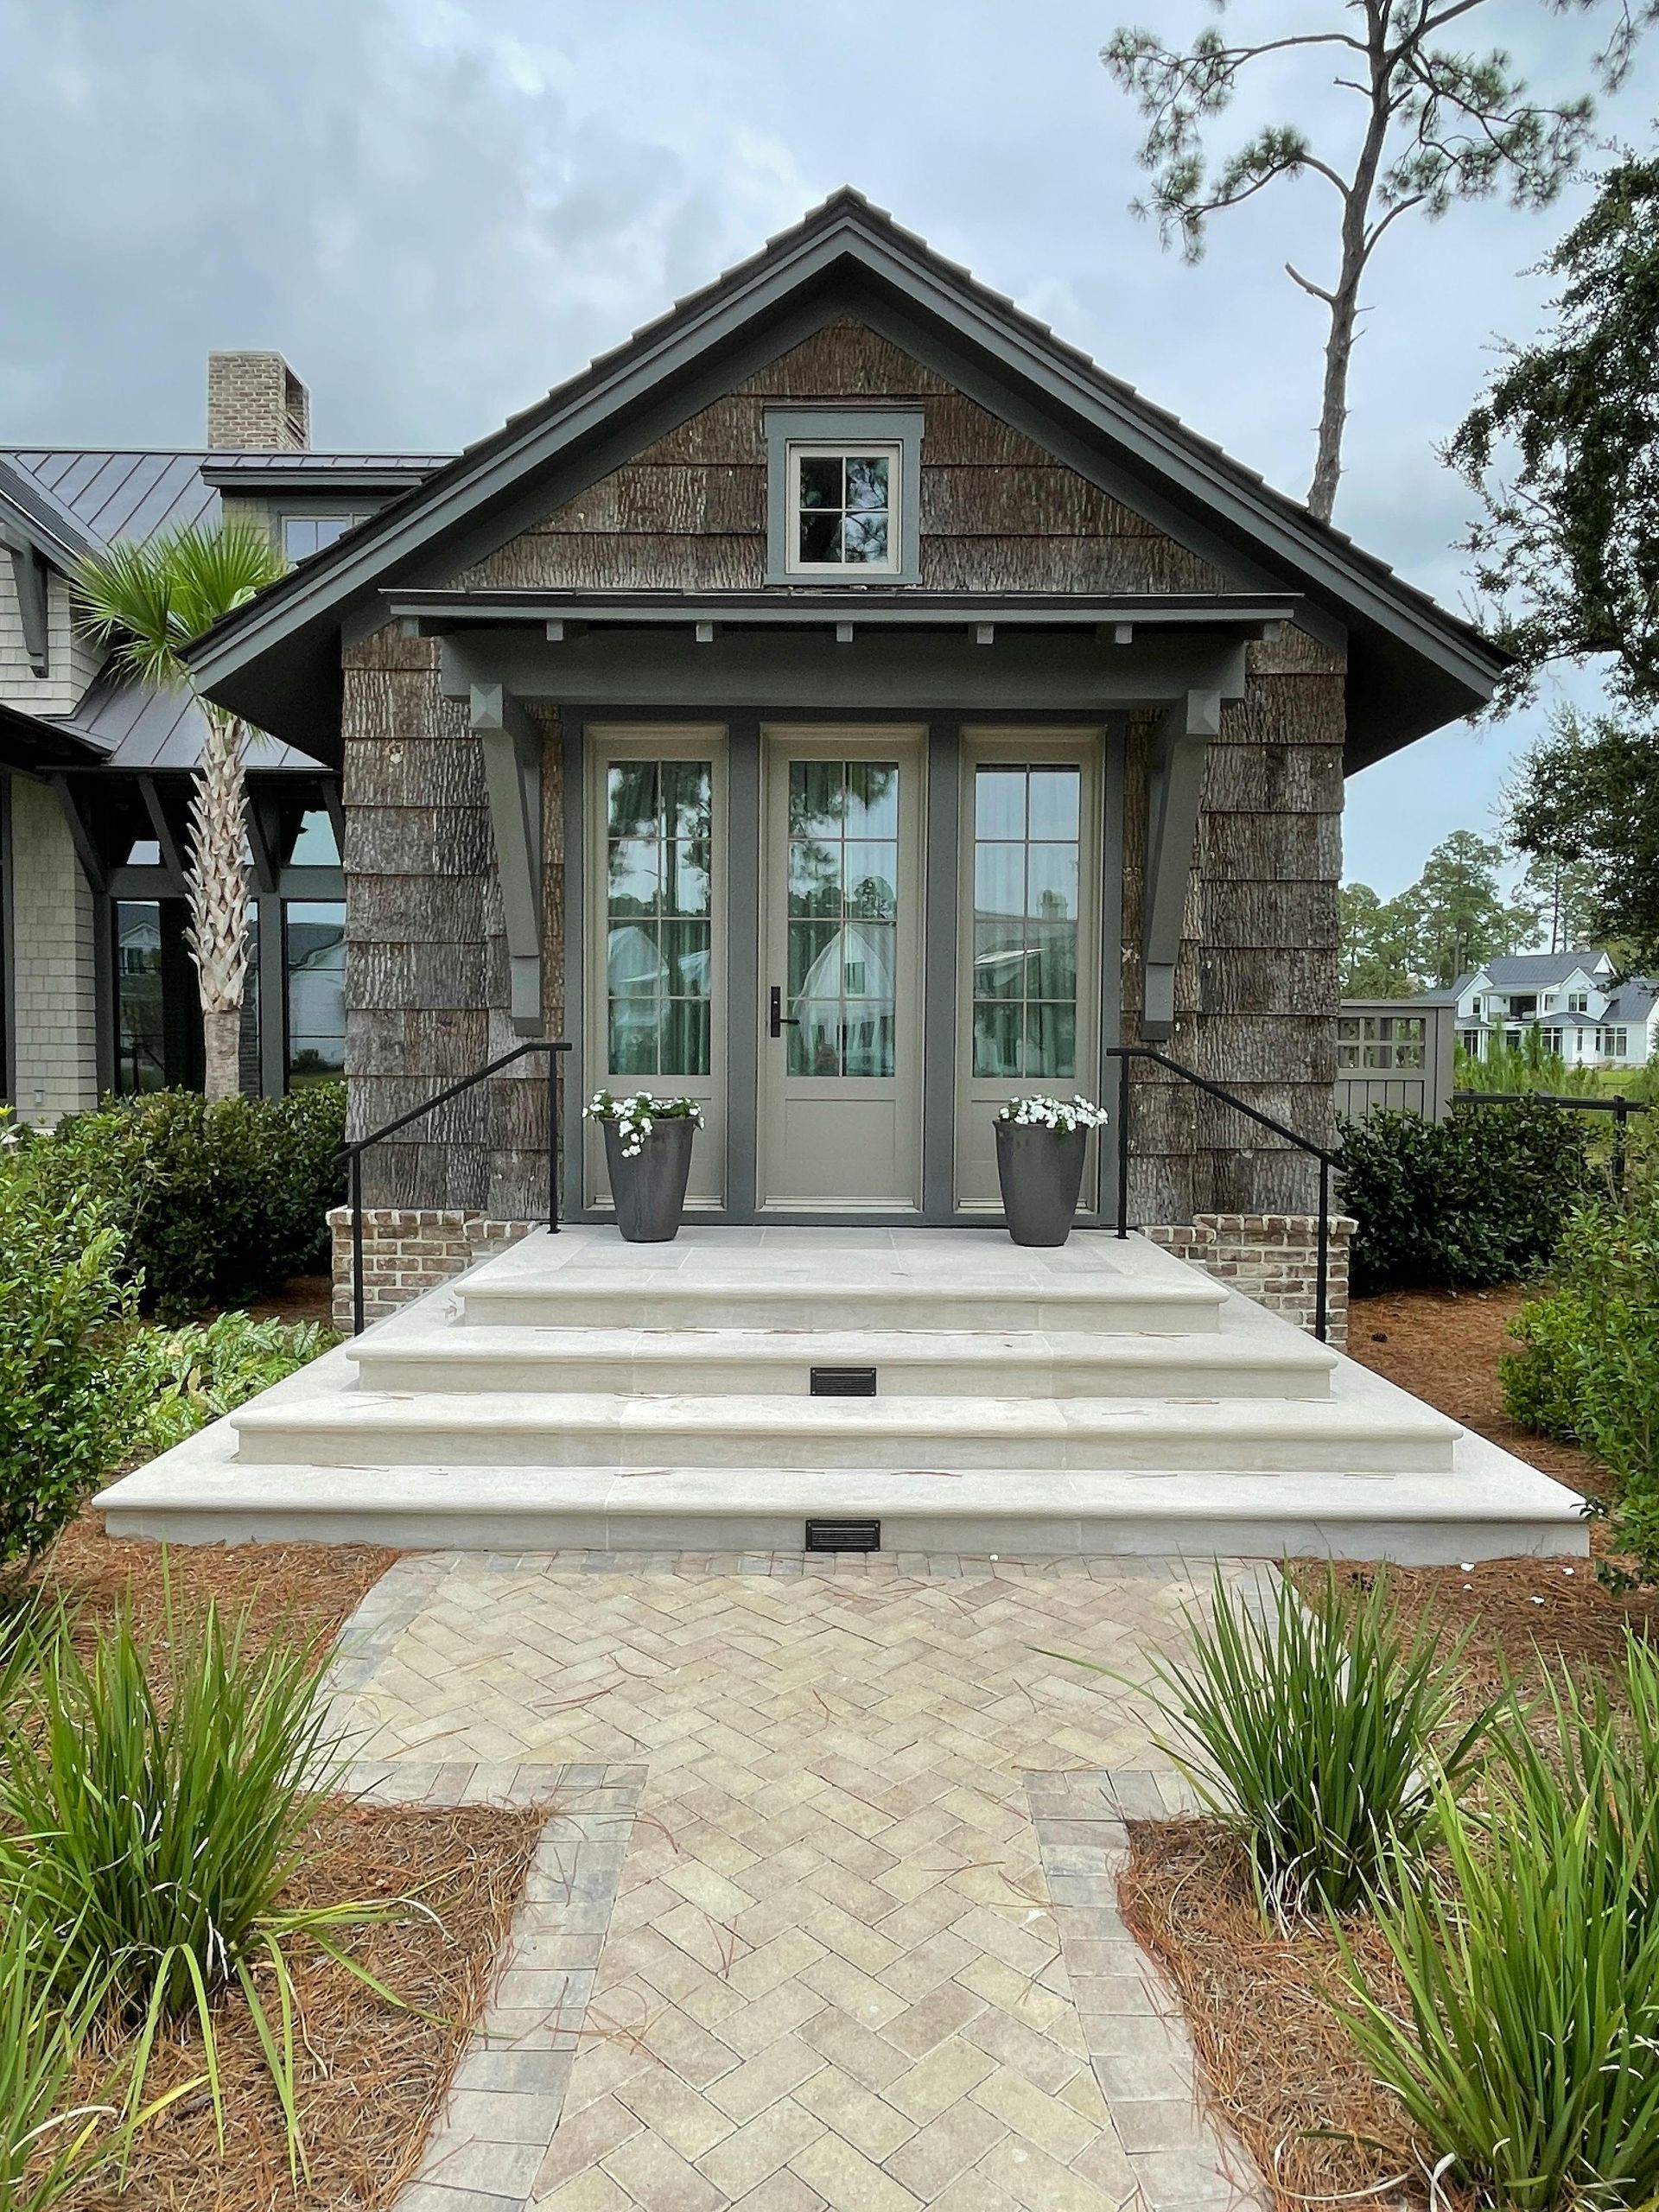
970;765;1082;1079
606;760;712;1077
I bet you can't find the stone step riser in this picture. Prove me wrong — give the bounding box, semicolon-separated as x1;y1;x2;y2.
347;1351;1333;1402
455;1288;1224;1336
236;1420;1454;1477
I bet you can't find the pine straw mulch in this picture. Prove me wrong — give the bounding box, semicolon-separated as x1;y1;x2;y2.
1119;1820;1448;2212
32;1509;397;1664
60;1796;543;2212
1293;1283;1658;1707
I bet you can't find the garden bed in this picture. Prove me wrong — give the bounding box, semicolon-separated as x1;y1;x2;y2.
1120;1819;1442;2212
62;1797;543;2212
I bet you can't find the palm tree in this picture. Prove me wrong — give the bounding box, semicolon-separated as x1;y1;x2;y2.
73;522;286;1100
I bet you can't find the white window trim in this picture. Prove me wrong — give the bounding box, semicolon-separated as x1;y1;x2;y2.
783;442;904;579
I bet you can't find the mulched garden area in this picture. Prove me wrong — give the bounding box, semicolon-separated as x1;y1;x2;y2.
35;1509;397;1661
1122;1284;1658;2212
62;1797;544;2212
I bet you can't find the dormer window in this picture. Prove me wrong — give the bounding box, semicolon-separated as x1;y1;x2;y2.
765;409;922;584
282;512;368;564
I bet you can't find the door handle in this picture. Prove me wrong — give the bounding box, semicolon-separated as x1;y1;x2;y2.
768;985;800;1039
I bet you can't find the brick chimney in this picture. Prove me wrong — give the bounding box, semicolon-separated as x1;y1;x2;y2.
207;352;310;450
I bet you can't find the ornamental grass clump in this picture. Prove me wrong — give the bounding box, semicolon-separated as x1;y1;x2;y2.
0;1591;412;2176
1077;1570;1493;1923
0;1900;126;2212
1341;1631;1659;2211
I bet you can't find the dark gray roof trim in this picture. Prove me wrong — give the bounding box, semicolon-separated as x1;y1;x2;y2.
0;697;108;769
182;188;1506;768
0;454;101;570
387;586;1301;633
201;454;450;493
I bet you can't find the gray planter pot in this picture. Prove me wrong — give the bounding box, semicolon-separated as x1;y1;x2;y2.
604;1116;696;1243
995;1120;1088;1247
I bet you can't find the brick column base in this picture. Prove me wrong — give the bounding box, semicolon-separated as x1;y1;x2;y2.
327;1209;533;1330
1144;1212;1356;1348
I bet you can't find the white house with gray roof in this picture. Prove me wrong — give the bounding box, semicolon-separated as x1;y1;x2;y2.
1420;950;1659;1069
0;353;447;1118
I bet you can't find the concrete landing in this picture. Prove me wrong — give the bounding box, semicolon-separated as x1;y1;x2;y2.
95;1225;1589;1562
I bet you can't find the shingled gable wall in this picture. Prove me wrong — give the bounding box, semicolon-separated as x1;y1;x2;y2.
339;318;1344;1328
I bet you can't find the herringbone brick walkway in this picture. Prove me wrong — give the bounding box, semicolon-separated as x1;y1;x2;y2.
327;1553;1251;2211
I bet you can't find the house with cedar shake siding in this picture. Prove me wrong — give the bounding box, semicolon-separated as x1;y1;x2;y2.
111;195;1506;1335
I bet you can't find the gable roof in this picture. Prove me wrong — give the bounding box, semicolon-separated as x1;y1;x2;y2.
1480;952;1611;988
182;188;1508;773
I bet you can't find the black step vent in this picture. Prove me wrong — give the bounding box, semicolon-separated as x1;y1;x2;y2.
810;1365;877;1396
804;1518;881;1553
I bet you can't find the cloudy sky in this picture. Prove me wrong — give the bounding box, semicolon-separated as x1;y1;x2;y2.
2;0;1651;897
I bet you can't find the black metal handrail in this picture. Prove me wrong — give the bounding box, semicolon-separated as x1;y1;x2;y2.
1104;1045;1344;1342
339;1039;572;1335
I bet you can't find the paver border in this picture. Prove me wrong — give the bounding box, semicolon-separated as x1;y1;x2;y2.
1025;1767;1268;2212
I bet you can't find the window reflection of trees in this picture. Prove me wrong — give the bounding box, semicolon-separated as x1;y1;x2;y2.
785;760;899;1077
605;760;712;1077
970;766;1082;1080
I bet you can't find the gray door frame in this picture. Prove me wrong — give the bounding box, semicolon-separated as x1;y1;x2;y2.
563;705;1127;1228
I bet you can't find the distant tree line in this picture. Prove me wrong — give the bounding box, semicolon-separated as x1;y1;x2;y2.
1339;830;1602;997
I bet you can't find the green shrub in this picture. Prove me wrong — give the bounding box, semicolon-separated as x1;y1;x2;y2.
1058;1570;1494;1922
24;1084;345;1319
1340;1098;1592;1294
0;1169;156;1570
1503;1191;1659;1580
0;1593;408;2172
137;1313;339;1457
1341;1635;1659;2211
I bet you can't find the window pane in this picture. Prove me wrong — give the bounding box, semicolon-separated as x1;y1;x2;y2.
1027;1002;1076;1079
607;761;658;839
843;456;889;512
607;922;664;997
659;920;710;997
115;900;166;1093
608;1001;659;1075
1029;767;1080;840
976;843;1025;918
845;760;898;837
973;1001;1021;1077
607;836;660;914
974;921;1027;1001
660;998;709;1078
975;770;1025;839
844;843;898;919
1029;921;1077;1000
798;455;843;510
789;920;836;997
798;510;841;563
842;512;889;563
789;841;842;918
285;899;345;1085
663;840;710;918
842;1006;894;1078
790;759;843;841
1027;844;1077;921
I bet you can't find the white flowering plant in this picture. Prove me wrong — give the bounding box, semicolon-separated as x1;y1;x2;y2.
583;1090;705;1160
995;1093;1109;1134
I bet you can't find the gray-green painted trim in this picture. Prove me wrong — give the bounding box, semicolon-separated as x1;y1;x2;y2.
1098;715;1128;1212
1141;690;1218;1041
257;891;286;1099
725;720;761;1219
470;682;544;1036
0;776;12;1109
392;588;1297;633
762;406;923;585
440;631;1250;715
561;715;588;1215
921;722;959;1221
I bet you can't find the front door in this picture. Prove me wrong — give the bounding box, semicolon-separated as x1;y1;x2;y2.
758;724;925;1210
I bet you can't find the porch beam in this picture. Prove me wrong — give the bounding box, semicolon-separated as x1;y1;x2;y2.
48;774;107;896
1141;687;1219;1041
469;681;544;1037
137;772;187;890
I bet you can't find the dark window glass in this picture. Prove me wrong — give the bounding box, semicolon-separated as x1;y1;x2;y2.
114;900;167;1092
282;514;365;565
792;450;892;569
605;761;713;1078
285;899;345;1085
970;764;1083;1079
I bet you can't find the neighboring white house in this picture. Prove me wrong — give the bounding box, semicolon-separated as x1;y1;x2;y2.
1417;951;1659;1069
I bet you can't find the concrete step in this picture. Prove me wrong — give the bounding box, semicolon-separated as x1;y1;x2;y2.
452;1267;1227;1338
232;1380;1458;1476
347;1321;1338;1401
95;1444;1589;1564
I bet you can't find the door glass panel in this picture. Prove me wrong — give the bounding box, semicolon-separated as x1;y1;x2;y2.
785;760;899;1078
606;760;712;1077
970;764;1083;1079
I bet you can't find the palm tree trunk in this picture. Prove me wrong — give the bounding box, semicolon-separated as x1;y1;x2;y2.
185;706;251;1103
